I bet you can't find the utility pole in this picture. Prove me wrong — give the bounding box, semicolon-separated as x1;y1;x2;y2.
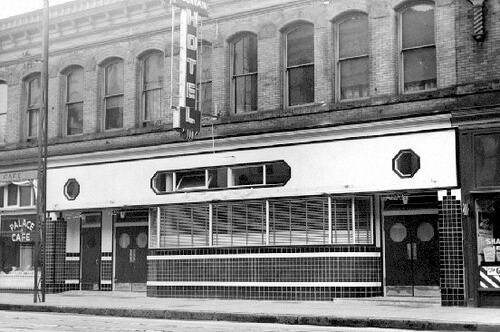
34;0;49;303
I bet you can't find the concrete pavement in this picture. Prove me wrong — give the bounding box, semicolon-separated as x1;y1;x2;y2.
0;291;499;331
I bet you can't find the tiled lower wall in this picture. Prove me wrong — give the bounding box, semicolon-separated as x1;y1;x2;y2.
148;246;382;300
438;190;466;306
101;252;113;291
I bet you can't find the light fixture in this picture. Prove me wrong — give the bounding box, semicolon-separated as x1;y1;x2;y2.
120;211;126;219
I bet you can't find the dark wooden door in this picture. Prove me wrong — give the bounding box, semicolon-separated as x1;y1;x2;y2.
115;226;148;284
81;227;101;290
385;215;439;295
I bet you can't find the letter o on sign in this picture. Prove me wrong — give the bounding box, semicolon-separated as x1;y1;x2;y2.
392;149;420;178
64;178;80;201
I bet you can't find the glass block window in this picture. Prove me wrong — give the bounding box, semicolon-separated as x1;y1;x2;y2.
400;2;436;93
232;34;258;113
285;23;314;106
104;60;124;130
336;14;369;100
142;52;163;123
66;68;84;136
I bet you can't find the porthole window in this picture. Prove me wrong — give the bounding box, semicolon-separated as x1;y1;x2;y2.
64;178;80;200
392;149;420;178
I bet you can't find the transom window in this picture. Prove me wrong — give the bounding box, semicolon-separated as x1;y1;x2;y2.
142;52;164;124
65;68;84;136
0;183;35;208
336;13;369;100
151;161;291;194
285;23;314;106
400;2;436;93
103;59;124;130
232;33;258;113
25;75;41;139
149;196;373;248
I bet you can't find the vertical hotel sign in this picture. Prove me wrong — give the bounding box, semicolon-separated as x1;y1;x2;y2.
171;0;209;141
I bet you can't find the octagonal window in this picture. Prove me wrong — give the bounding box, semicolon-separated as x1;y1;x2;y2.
393;149;420;178
64;178;80;200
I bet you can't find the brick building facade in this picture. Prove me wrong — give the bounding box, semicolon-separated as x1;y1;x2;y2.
0;0;499;307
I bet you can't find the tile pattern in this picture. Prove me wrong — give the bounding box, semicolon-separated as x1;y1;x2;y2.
149;246;382;300
439;191;466;306
45;218;67;293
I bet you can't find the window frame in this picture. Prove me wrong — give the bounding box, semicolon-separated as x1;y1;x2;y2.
140;51;164;125
197;41;213;115
334;13;370;101
230;33;258;113
284;23;315;107
25;75;41;139
64;67;84;136
398;1;437;94
102;59;124;131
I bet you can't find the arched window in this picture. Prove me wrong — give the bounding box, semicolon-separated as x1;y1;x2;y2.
399;2;436;93
285;23;314;107
0;80;7;144
65;67;84;135
335;13;369;100
25;75;41;139
103;59;124;130
198;42;212;114
141;52;164;124
231;33;257;113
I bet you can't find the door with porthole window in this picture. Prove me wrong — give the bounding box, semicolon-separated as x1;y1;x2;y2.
384;214;440;296
115;226;148;290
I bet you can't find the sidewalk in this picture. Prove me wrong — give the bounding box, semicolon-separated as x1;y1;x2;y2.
0;291;499;331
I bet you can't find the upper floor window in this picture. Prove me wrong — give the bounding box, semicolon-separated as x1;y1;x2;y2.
103;59;124;130
231;33;258;113
141;52;164;124
198;42;212;114
335;13;369;100
25;75;40;139
0;81;7;144
285;23;314;107
399;2;436;93
65;68;84;136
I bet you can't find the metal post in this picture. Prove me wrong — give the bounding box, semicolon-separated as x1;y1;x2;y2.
34;0;49;303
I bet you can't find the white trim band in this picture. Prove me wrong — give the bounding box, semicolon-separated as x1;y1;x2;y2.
147;281;381;287
148;251;380;261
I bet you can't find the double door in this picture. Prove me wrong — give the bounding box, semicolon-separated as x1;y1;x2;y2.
384;214;440;296
115;226;148;290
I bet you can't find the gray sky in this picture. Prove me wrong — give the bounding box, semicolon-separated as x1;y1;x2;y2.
0;0;75;19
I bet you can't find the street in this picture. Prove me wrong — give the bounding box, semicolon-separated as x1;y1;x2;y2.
0;310;448;332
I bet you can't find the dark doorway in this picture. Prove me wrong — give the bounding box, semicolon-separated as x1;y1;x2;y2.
81;226;101;290
385;214;440;297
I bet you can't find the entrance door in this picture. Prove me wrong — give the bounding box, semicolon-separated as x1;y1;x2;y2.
115;226;148;291
81;227;101;290
385;214;440;296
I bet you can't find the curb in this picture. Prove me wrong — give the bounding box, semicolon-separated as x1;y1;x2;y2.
0;303;497;332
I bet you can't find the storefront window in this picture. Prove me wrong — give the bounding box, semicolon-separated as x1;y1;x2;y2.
476;197;500;289
0;215;36;275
